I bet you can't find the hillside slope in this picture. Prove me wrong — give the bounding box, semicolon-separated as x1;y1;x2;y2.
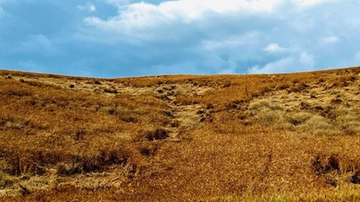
1;67;360;201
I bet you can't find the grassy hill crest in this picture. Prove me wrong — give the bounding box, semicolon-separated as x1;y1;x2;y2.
1;67;360;201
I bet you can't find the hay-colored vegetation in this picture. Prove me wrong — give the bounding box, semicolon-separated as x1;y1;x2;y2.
0;67;360;201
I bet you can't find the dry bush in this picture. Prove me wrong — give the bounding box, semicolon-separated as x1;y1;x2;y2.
286;111;313;126
136;128;169;141
288;82;309;93
55;148;132;176
248;99;286;127
335;108;360;135
252;108;285;126
310;90;318;98
297;115;340;136
341;120;360;136
104;87;118;94
56;162;82;176
0;171;17;189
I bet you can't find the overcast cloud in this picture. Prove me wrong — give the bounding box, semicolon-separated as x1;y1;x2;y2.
0;0;359;77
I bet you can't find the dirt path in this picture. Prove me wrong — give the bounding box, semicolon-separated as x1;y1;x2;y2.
7;74;213;139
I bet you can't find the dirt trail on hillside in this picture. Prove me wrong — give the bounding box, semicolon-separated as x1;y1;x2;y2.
6;75;213;139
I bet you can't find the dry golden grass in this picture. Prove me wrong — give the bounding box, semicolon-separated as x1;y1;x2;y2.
0;67;360;201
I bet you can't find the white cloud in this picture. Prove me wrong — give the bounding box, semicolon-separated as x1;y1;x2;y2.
248;57;295;74
76;0;360;75
292;0;337;8
77;2;96;12
264;43;288;53
83;0;287;41
218;59;237;74
1;0;359;77
248;51;315;74
82;0;342;43
321;36;339;44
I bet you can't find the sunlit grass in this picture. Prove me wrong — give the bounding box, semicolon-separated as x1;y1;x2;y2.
0;67;360;200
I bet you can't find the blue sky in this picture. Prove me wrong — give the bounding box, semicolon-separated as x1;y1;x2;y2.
1;0;360;77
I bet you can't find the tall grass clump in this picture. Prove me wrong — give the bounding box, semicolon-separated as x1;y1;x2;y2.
297;115;340;136
286;112;313;126
248;99;288;127
335;108;360;135
0;171;17;189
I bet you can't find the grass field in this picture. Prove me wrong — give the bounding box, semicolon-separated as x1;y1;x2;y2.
1;67;360;201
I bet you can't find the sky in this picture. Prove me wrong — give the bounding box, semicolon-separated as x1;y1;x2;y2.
0;0;360;77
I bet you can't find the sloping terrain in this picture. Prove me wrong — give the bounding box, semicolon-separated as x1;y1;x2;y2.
0;67;360;201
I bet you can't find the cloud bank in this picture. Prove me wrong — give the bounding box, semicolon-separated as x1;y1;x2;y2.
0;0;360;77
77;0;360;75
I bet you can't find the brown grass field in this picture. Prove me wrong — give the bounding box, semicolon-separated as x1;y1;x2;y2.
1;66;360;201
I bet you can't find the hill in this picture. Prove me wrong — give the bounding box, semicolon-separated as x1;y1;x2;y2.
1;67;360;201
